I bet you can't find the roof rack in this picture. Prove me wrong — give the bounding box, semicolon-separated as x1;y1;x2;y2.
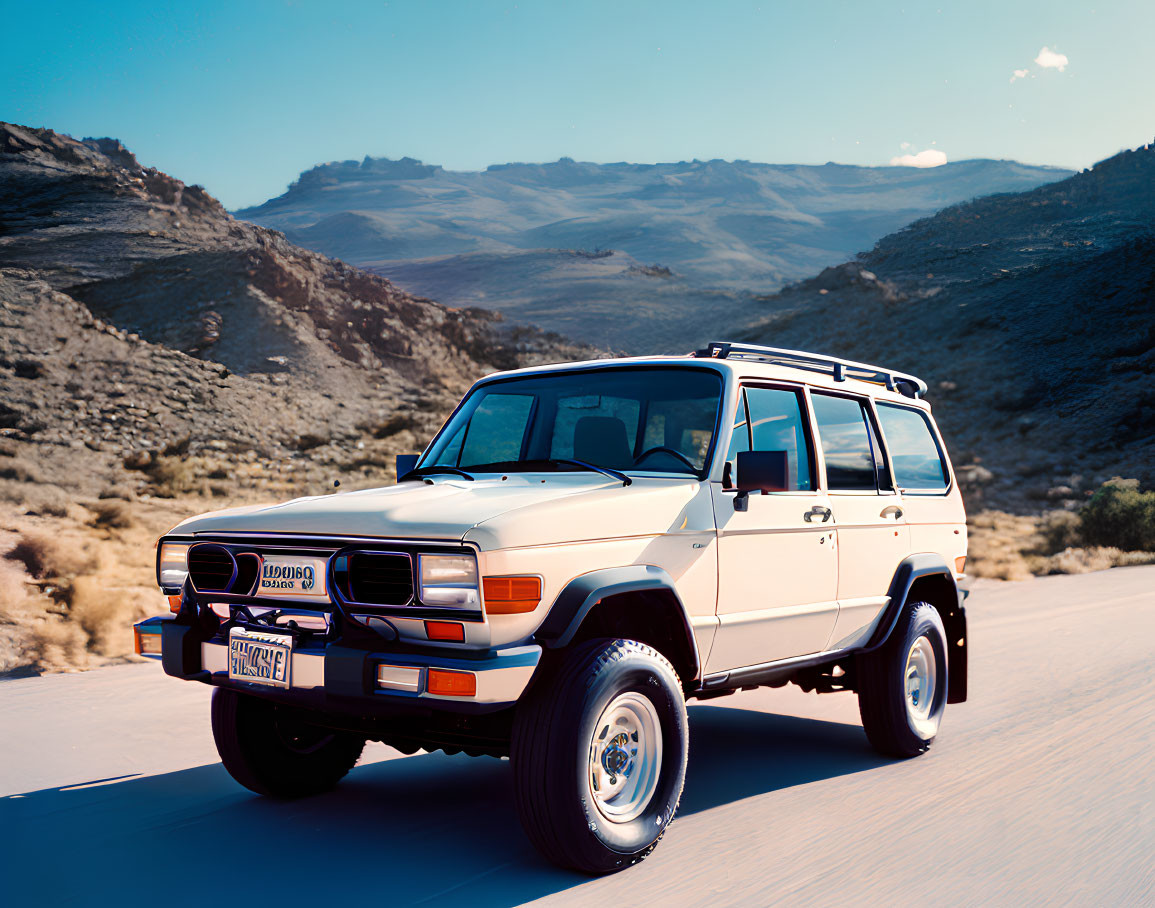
689;341;927;398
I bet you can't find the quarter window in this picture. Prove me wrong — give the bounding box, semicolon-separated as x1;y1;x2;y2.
811;393;886;492
876;404;949;490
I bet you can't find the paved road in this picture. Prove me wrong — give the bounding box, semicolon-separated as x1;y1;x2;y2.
2;567;1153;906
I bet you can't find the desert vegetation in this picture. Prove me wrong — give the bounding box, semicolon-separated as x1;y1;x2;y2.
966;478;1155;581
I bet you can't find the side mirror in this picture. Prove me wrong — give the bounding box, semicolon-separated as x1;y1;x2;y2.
396;453;420;482
733;450;788;510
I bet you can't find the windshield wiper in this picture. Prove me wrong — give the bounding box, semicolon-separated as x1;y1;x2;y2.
399;465;475;482
550;459;632;487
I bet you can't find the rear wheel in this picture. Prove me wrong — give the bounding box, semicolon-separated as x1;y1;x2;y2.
857;601;949;758
211;688;365;797
511;638;688;874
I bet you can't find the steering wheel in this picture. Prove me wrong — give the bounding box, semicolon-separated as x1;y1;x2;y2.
633;446;697;471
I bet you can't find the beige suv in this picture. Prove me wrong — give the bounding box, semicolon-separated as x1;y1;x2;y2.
136;341;968;874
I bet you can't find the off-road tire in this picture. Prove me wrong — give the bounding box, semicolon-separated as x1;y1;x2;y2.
211;688;365;798
857;601;949;758
511;638;688;874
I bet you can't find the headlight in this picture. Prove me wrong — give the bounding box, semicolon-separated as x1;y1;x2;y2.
158;542;190;589
418;554;479;608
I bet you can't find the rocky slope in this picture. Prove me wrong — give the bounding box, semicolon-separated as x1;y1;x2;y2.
739;142;1155;511
237;156;1069;351
0;123;597;498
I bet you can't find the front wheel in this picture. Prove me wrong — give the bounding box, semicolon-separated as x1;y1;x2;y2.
211;688;365;798
511;638;688;874
857;601;949;758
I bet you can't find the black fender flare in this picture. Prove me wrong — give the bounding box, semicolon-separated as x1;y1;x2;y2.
534;565;700;681
863;553;967;703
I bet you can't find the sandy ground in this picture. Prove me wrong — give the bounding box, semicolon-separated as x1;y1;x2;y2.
1;567;1152;906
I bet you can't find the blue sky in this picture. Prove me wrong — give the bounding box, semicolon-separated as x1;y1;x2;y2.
5;0;1153;208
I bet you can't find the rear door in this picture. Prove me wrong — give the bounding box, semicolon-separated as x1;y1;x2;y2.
809;391;910;651
708;384;838;672
874;402;966;569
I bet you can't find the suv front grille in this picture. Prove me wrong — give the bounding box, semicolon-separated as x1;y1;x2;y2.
348;553;413;606
188;545;236;592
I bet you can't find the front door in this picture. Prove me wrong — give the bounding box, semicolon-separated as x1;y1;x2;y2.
708;385;839;672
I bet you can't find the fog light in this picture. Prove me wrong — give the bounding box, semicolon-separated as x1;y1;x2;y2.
376;664;422;692
427;668;476;697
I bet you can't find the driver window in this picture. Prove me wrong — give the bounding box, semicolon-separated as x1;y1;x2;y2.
744;387;813;491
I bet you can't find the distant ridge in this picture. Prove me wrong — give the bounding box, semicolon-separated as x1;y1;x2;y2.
237;155;1070;351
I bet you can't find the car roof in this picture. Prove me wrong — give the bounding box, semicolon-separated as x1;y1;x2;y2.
477;351;932;409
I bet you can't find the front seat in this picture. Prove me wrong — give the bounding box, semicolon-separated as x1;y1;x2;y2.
573;416;633;469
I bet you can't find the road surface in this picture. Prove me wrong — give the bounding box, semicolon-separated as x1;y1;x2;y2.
2;567;1152;906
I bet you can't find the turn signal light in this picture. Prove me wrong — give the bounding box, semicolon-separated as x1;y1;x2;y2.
167;595;182;613
425;620;465;642
427;668;476;697
955;556;967;575
482;576;542;614
134;627;162;656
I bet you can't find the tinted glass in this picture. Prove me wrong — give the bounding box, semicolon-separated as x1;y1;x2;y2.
877;404;949;489
424;368;722;475
811;393;877;491
745;387;813;491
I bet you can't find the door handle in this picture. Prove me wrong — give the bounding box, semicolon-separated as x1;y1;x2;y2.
804;505;832;523
880;505;904;519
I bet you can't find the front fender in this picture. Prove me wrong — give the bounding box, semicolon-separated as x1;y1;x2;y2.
534;565;700;680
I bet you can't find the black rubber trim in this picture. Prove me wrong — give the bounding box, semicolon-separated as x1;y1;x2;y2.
534;565;700;679
860;553;959;654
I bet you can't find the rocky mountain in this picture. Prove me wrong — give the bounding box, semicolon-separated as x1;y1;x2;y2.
739;142;1155;510
0;123;597;499
237;156;1069;351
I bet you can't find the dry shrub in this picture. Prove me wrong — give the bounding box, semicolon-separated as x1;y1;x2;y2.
3;533;97;580
1038;509;1082;552
145;455;199;496
89;499;134;529
1041;546;1155;575
0;558;87;673
0;457;41;483
68;575;154;656
98;485;135;501
0;480;71;516
965;510;1039;581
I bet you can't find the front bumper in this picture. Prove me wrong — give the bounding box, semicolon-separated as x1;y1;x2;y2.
134;617;540;715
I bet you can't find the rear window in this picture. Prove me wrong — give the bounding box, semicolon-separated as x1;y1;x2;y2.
876;404;949;490
811;393;888;492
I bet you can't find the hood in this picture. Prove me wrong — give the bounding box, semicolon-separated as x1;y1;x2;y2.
169;473;703;550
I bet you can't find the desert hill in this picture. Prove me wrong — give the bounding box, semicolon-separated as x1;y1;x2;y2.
237;155;1069;350
739;142;1155;511
0;123;596;497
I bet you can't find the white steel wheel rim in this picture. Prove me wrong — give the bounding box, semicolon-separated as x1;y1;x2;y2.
588;691;663;823
904;635;939;738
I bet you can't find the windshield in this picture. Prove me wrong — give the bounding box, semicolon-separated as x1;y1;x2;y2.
420;367;723;477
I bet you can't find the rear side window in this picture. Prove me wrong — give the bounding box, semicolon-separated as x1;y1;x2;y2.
876;404;949;490
811;393;888;492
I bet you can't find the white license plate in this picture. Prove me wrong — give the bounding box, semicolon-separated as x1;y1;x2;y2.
256;554;330;603
229;628;293;688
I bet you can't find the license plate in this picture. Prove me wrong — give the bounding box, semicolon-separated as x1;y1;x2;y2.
229;628;293;688
256;554;330;603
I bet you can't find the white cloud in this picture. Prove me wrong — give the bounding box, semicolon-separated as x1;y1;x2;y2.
1034;46;1068;71
1010;68;1029;83
900;141;912;150
890;149;948;168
